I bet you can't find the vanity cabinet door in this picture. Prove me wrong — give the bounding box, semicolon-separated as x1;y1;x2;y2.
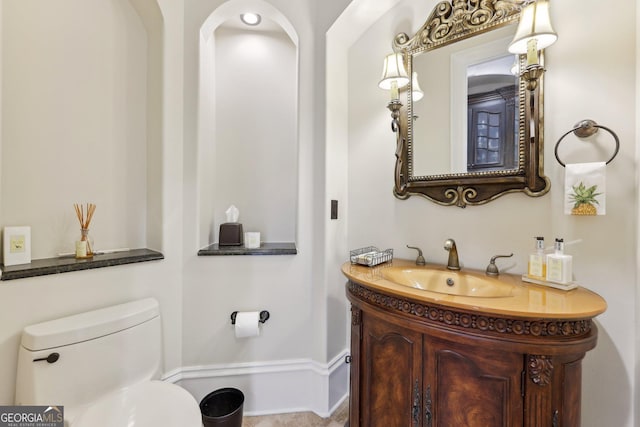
424;336;524;427
359;311;424;427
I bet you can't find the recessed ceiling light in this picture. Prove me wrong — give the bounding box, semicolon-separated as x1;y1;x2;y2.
240;13;261;26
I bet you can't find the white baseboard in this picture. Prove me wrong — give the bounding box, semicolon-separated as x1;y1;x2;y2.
163;349;350;417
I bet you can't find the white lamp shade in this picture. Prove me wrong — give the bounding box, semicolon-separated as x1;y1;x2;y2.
411;72;424;101
510;54;520;75
378;53;410;90
508;0;557;54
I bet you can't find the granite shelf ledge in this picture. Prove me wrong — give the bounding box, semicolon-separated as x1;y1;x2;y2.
0;248;164;281
198;242;297;256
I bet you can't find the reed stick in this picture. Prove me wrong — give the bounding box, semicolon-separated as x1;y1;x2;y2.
73;203;96;229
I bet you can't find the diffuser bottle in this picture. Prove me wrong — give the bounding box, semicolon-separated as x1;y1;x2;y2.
527;236;546;280
76;228;94;258
546;238;573;284
73;203;96;259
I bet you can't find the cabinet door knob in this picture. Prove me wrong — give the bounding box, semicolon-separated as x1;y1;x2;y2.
345;355;352;364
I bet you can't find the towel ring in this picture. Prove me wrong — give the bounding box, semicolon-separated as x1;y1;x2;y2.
554;119;620;167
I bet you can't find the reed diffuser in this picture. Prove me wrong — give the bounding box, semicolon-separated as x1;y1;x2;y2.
74;203;96;259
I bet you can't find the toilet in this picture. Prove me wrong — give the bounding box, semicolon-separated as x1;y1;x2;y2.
15;298;202;427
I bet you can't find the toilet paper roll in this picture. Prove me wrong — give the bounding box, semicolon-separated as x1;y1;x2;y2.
234;311;261;338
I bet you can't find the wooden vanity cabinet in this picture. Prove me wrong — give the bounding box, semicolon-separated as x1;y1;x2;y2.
347;281;599;427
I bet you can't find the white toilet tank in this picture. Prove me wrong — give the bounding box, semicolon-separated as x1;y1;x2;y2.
15;298;163;408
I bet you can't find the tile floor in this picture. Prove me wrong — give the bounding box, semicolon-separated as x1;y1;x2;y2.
242;399;348;427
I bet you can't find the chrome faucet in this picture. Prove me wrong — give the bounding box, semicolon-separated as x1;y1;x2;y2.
444;239;461;270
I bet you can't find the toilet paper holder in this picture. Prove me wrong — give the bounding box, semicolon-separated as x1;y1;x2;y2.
230;310;270;325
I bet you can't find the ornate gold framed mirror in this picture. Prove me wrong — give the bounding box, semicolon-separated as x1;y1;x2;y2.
390;0;550;207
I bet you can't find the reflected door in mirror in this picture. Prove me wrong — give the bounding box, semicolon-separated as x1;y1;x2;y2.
467;86;517;171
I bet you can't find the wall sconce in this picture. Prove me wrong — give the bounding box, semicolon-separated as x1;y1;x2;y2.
379;52;409;193
508;0;557;91
378;52;409;132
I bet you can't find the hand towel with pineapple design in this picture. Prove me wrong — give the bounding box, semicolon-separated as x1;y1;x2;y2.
565;162;606;215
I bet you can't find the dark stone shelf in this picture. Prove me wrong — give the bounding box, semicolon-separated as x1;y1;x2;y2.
198;242;297;256
0;248;164;281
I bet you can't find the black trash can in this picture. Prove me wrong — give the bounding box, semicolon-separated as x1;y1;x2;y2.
200;388;244;427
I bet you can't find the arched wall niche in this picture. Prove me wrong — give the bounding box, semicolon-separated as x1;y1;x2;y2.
128;0;165;251
1;0;165;257
197;0;299;249
200;0;298;45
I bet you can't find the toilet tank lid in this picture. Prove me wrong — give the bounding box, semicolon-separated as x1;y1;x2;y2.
21;298;160;351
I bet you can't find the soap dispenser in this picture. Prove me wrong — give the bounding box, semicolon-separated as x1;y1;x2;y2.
546;238;573;284
527;236;546;280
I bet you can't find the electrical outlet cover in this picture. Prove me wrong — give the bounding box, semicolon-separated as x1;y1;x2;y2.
3;226;31;266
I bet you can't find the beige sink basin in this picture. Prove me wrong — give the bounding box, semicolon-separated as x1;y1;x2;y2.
381;267;515;298
344;260;608;318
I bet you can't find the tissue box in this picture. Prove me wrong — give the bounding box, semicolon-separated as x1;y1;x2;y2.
219;223;244;246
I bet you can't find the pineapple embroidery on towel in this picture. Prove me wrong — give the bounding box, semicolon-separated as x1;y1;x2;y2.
569;182;601;215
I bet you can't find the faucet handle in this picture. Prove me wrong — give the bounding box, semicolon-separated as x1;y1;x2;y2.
486;253;514;276
406;245;426;266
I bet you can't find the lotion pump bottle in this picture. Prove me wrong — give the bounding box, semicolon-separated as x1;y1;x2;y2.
546;238;573;284
528;236;546;280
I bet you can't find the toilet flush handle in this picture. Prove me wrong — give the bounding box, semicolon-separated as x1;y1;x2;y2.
33;352;60;364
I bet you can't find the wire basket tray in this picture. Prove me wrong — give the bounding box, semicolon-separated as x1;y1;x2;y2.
350;246;394;267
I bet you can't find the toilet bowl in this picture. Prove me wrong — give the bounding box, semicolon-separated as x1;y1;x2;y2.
15;298;202;427
71;381;201;427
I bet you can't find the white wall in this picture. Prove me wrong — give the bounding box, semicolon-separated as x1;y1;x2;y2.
337;0;637;425
0;0;187;405
0;1;3;234
179;0;351;415
2;0;148;258
210;24;297;243
636;4;640;427
0;0;354;414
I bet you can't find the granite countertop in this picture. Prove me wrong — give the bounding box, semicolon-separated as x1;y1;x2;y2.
0;248;163;281
198;242;297;256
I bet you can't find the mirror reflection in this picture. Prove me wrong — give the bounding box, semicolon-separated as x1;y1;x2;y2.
466;53;518;172
410;25;522;177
